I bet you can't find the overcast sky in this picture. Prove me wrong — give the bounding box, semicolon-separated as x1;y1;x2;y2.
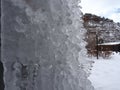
81;0;120;22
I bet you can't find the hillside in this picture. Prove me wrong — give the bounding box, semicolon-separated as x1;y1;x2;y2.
83;13;120;57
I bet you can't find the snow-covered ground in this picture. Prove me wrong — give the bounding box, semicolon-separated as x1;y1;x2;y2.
89;53;120;90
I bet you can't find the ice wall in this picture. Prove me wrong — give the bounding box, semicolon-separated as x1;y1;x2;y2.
1;0;94;90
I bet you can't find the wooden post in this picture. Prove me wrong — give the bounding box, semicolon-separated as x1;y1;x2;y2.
96;34;99;59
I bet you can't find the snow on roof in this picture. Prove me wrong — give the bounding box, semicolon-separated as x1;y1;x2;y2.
98;42;120;45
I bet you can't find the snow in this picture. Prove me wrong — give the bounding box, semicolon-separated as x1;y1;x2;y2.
89;53;120;90
98;42;120;45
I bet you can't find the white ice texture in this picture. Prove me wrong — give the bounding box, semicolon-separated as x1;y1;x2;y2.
1;0;94;90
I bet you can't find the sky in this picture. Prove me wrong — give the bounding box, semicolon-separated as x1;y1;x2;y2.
81;0;120;23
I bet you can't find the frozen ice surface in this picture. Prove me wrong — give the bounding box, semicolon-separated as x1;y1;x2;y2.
1;0;94;90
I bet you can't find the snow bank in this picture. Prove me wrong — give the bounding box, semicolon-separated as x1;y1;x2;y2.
89;53;120;90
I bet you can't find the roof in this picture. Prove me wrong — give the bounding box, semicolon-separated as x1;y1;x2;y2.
98;42;120;45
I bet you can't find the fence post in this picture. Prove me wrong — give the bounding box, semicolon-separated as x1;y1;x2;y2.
96;34;99;59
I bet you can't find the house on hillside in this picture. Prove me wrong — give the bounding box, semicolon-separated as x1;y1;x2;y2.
98;42;120;52
96;42;120;58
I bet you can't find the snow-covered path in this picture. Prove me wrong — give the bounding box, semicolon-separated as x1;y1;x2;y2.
89;53;120;90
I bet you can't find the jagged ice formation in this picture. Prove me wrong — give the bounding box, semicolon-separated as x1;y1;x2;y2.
1;0;94;90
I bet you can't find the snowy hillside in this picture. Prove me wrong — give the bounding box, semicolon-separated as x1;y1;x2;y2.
83;13;120;57
83;13;120;43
